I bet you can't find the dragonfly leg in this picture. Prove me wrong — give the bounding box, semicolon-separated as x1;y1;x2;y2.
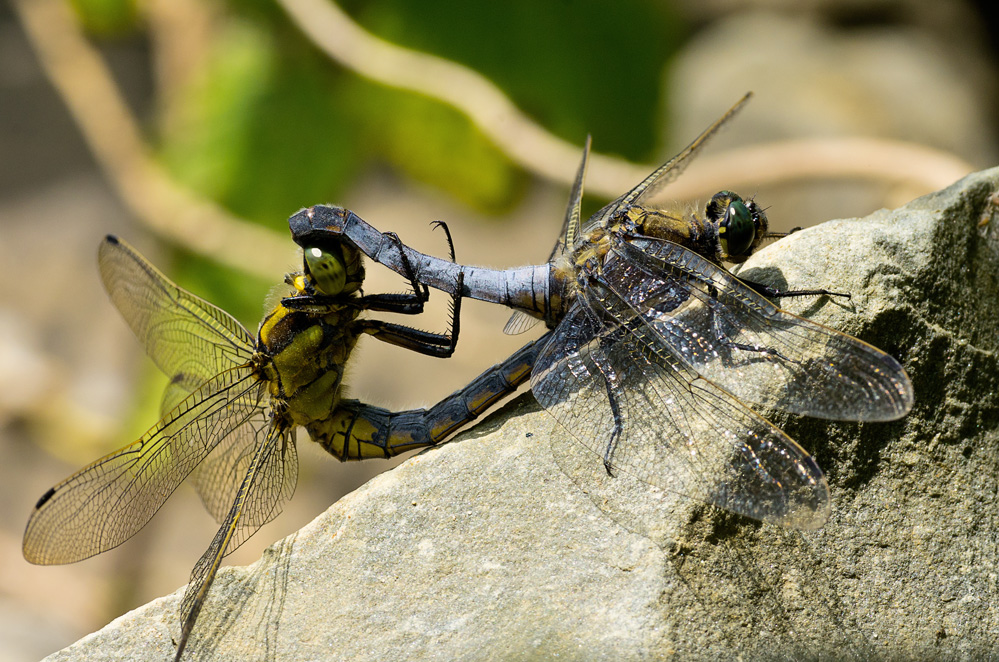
739;276;851;302
353;290;428;314
354;265;464;358
429;220;457;261
355;222;458;314
357;222;463;356
707;285;802;365
590;348;624;476
357;232;431;314
600;383;624;476
353;308;460;358
310;337;541;460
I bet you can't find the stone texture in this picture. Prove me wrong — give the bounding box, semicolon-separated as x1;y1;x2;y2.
46;167;999;661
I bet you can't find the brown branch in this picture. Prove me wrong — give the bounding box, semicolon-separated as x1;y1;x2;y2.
276;0;974;201
15;0;976;279
12;0;293;281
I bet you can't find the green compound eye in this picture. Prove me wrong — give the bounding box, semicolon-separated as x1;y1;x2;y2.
304;246;347;296
719;198;755;259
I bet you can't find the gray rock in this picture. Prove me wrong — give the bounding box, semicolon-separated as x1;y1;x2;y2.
45;167;999;661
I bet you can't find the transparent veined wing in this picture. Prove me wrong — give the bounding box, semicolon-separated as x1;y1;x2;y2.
159;369;295;527
530;302;830;531
606;235;913;421
98;235;255;385
503;136;592;336
583;93;753;234
23;366;265;564
97;235;282;524
176;420;297;661
187;403;297;528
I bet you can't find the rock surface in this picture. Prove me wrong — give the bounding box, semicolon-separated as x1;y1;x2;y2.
46;168;999;661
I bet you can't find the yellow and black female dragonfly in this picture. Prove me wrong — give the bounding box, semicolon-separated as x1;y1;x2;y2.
288;94;913;533
23;234;540;660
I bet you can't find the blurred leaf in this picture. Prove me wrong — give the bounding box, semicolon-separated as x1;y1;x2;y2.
160;1;686;222
159;23;274;214
342;78;526;212
341;0;687;161
69;0;139;36
159;20;362;228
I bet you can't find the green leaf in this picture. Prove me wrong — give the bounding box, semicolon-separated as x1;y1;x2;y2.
343;79;525;213
159;20;362;228
69;0;139;36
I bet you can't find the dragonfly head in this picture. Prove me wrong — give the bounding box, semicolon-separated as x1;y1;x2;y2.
302;242;364;296
708;191;769;263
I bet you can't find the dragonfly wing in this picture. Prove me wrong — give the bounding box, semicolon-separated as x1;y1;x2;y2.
188;403;297;527
98;236;255;385
611;236;913;421
177;421;297;660
503;310;543;335
556;134;591;257
531;302;829;531
97;236;277;525
23;366;262;565
584;93;753;233
160;349;281;525
503;136;591;336
160;371;206;419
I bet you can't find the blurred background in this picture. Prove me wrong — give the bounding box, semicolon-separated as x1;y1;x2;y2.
1;0;996;659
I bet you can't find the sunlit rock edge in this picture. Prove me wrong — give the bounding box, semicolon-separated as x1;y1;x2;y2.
45;167;999;662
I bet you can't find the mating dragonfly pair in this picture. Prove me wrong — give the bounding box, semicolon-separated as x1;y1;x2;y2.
23;93;912;660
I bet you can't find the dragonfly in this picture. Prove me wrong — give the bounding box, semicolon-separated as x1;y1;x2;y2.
23;233;541;661
288;93;914;532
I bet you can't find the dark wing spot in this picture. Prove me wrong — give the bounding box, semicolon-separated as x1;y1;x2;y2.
34;487;56;510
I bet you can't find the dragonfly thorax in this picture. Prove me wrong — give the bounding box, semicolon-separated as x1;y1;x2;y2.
257;300;360;428
617;203;722;264
613;192;769;266
571;227;611;271
256;246;365;428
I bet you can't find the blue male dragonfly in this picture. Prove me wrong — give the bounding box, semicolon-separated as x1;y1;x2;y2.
288;93;913;532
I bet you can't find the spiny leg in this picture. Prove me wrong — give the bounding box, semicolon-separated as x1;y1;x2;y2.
600;376;624;476
740;277;851;302
430;220;457;261
706;284;801;365
588;340;625;476
346;223;455;314
739;225;850;300
427;220;461;356
355;221;464;357
353;269;463;357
